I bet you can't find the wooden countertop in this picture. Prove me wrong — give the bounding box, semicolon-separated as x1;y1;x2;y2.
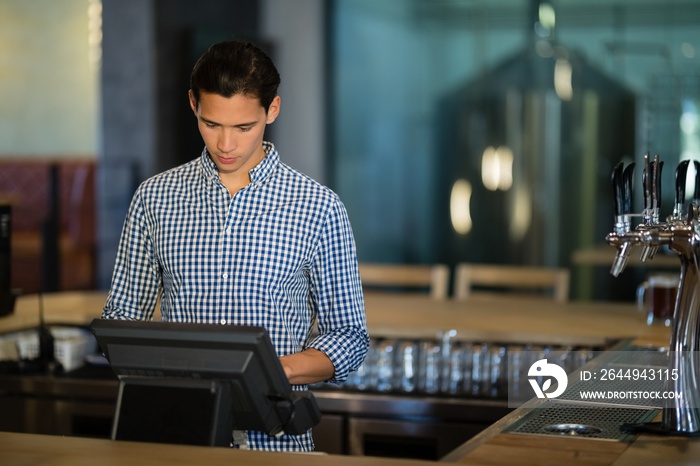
0;290;108;334
0;290;670;348
362;292;670;347
444;417;700;466
611;434;700;466
0;431;437;466
3;424;698;466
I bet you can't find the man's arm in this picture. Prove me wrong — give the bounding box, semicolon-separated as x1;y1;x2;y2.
102;189;161;320
304;197;369;384
279;348;335;385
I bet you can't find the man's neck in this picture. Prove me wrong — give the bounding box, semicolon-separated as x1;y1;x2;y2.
220;172;250;197
217;146;267;197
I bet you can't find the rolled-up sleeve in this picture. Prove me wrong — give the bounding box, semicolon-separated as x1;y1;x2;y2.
307;197;369;384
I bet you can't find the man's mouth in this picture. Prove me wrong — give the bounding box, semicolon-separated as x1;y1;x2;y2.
217;155;238;165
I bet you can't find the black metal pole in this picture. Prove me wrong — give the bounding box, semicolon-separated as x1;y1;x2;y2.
41;164;60;293
0;204;14;316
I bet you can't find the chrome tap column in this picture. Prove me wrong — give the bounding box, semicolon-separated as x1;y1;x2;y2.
607;153;700;434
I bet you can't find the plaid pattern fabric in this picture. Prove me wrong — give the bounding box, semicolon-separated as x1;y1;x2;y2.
103;142;369;451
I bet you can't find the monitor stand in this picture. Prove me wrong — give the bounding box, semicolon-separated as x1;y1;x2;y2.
112;377;233;447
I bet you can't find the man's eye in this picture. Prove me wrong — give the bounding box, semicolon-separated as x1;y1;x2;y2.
239;126;253;132
204;122;217;128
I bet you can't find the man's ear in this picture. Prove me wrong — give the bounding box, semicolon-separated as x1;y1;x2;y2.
188;90;198;114
266;95;281;124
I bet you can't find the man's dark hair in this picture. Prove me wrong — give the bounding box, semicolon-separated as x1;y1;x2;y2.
190;40;281;112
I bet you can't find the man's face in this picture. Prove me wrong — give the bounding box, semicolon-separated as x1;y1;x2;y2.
189;90;280;177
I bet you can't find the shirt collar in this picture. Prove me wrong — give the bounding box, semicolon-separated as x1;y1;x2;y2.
250;141;279;185
199;141;279;187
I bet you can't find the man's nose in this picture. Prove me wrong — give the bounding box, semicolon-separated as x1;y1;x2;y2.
217;129;237;153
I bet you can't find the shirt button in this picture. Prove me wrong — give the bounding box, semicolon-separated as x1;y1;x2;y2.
220;319;226;325
222;273;228;279
226;228;232;234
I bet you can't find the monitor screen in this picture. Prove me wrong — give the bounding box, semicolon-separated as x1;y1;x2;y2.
91;318;321;446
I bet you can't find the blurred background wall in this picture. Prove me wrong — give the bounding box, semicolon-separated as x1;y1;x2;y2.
1;0;699;300
0;0;99;157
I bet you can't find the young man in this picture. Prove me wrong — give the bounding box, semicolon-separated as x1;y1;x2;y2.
102;40;369;452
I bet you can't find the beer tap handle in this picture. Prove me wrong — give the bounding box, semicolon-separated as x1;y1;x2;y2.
612;162;632;235
640;155;662;261
612;162;625;218
642;153;652;223
693;160;700;205
651;155;663;223
674;160;690;219
622;162;635;216
676;160;689;203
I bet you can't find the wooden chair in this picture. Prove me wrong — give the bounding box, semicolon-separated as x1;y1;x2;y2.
358;263;450;300
453;263;570;302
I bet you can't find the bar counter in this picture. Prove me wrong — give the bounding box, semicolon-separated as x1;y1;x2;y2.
0;430;437;466
2;291;696;465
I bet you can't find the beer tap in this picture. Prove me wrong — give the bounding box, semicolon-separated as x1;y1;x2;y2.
608;155;700;434
608;162;636;277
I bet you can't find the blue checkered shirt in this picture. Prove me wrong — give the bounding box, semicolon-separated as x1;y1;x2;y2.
103;142;369;452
